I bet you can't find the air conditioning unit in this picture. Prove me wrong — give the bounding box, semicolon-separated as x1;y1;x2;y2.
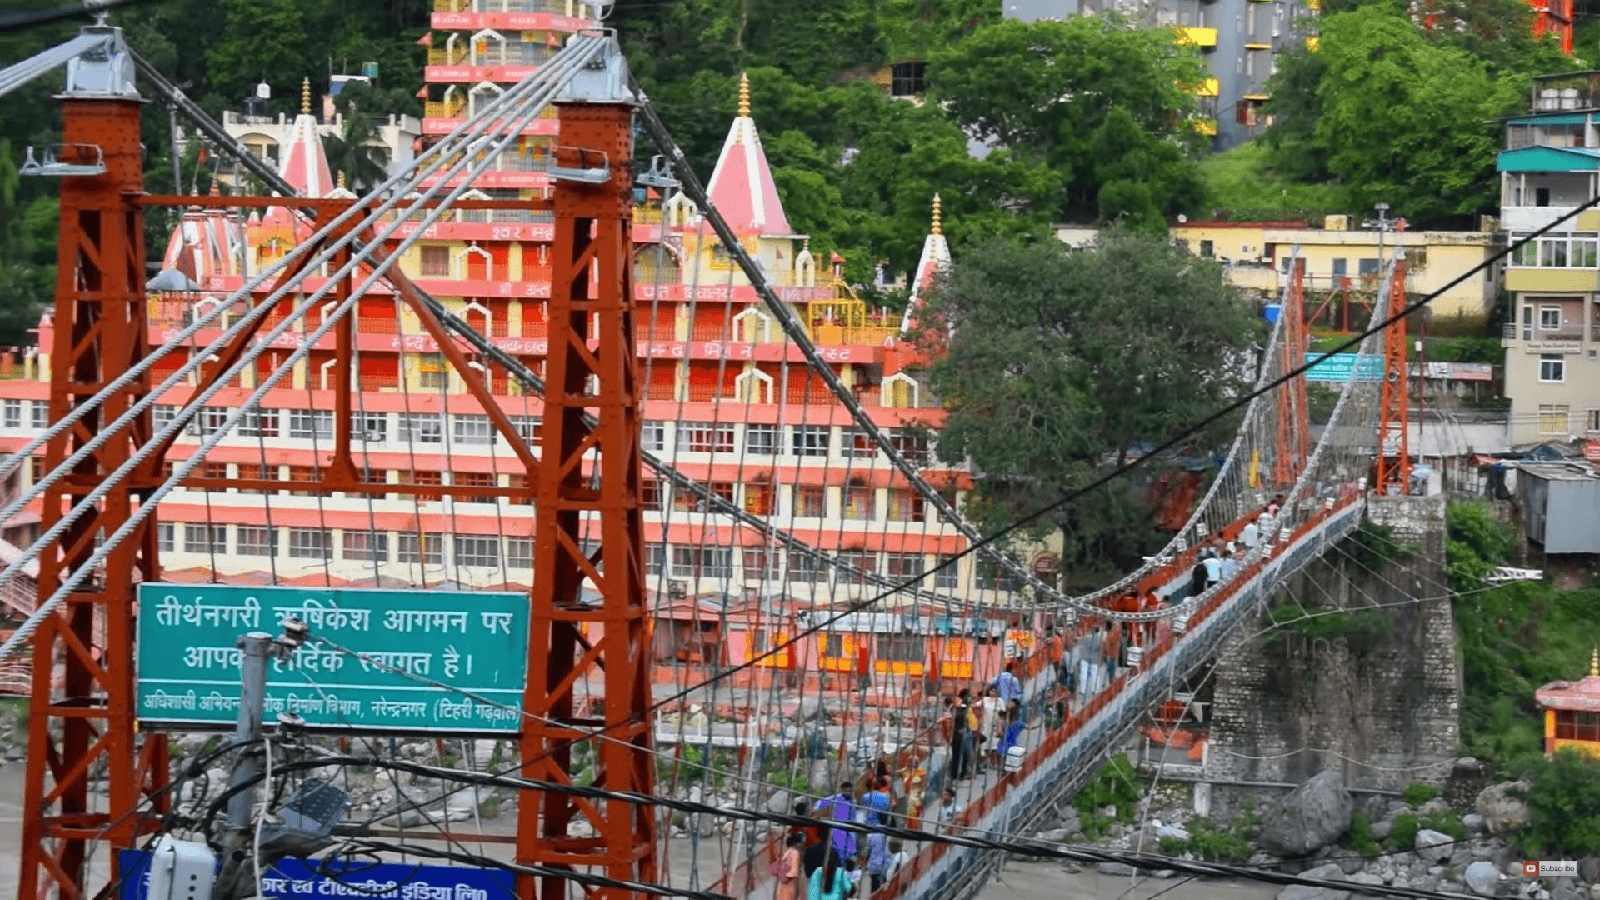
365;430;385;442
668;580;687;598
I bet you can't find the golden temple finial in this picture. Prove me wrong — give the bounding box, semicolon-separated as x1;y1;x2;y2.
1591;646;1598;679
802;237;810;251
738;72;751;118
301;78;312;115
337;171;347;190
931;194;942;236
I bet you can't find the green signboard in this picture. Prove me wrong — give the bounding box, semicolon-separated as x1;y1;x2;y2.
1303;352;1384;383
135;584;528;734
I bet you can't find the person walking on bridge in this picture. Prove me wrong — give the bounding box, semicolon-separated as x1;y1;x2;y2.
814;781;858;861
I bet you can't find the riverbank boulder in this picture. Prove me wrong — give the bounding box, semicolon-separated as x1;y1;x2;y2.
1258;771;1354;857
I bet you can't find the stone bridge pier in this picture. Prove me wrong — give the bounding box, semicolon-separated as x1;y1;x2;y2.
1199;494;1462;823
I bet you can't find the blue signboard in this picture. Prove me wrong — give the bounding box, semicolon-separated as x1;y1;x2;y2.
117;851;515;900
1303;352;1384;383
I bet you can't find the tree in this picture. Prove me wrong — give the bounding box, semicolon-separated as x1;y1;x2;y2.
917;229;1258;584
1307;6;1522;225
928;15;1209;225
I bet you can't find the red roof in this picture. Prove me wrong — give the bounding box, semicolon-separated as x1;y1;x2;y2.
704;115;792;236
1537;653;1600;712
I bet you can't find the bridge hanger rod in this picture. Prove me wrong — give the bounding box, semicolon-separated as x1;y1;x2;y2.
128;40;983;613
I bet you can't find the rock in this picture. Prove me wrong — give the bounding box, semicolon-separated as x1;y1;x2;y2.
1465;861;1501;895
1470;840;1497;860
1154;870;1176;879
1419;799;1451;816
1349;872;1385;886
1258;771;1355;858
1157;824;1190;841
1416;829;1455;863
1452;847;1476;869
1476;782;1532;836
1036;827;1073;842
1058;809;1083;835
767;791;792;814
1388;801;1414;815
1095;862;1135;876
1463;813;1488;835
1552;880;1584;900
1276;863;1350;900
1336;855;1366;876
1098;805;1118;819
1492;843;1522;873
1371;819;1394;841
1579;858;1600;883
1587;884;1600;900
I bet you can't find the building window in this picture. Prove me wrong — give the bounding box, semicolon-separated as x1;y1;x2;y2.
838;550;877;584
341;530;388;562
889;61;926;97
792;426;830;457
287;528;331;560
975;559;1021;591
742;548;771;579
820;633;851;663
289;409;334;440
746;424;778;455
1588;409;1600;433
237;409;278;438
787;551;826;583
507;538;533;569
185;523;227;555
453;534;500;568
843;484;875;520
157;523;175;553
887;490;925;522
420;245;450;277
935;555;960;589
891;429;930;466
1540;307;1562;330
678;422;735;453
3;400;20;430
31;401;47;429
672;546;732;580
877;633;925;663
237;526;277;557
842;429;877;459
399;414;444;443
453;414;495;445
398;533;444;565
1511;234;1598;268
645;543;665;576
1539;404;1571;434
1199;240;1214;259
641;420;664;452
1539;353;1566;382
358;414;388;442
884;553;924;580
1331;258;1348;277
793;485;826;517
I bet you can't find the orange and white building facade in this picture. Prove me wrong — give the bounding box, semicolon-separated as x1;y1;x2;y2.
0;4;1033;691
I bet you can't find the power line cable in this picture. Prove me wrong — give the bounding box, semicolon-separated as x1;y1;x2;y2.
201;754;1491;900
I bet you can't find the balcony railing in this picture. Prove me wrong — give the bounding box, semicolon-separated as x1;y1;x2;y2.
433;0;577;10
428;47;468;66
424;101;466;119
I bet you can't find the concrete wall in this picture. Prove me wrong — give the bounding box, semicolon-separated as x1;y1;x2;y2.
1200;496;1461;823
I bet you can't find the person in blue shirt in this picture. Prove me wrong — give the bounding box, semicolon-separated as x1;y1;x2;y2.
994;660;1022;709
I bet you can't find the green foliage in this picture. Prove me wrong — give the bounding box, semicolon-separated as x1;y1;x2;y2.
923;229;1257;582
1523;750;1600;856
930;15;1207;227
1426;335;1502;364
1403;782;1441;806
1263;602;1393;658
1168;803;1260;862
1199;140;1348;220
1071;756;1146;822
1344;812;1382;858
1447;503;1600;776
1349;520;1409;572
1386;811;1421;851
1263;2;1565;227
1421;809;1467;841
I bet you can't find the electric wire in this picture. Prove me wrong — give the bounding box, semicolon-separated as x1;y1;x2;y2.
203;754;1491;900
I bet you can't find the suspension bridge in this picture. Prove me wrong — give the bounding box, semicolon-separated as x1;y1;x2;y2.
0;10;1422;900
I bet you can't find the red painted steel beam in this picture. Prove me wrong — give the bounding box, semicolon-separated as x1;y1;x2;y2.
21;96;169;900
517;101;657;899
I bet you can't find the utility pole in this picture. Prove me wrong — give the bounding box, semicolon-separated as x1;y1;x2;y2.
214;619;308;900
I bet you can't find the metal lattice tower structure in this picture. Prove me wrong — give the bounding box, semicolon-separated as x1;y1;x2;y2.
1375;243;1412;494
1272;255;1310;490
21;29;170;900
